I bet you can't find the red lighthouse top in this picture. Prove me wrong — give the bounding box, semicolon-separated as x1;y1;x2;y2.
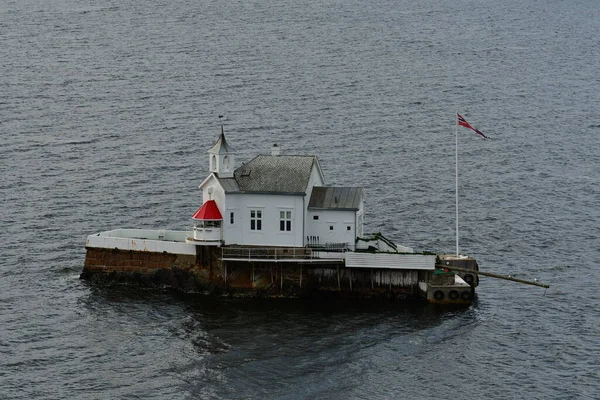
192;200;223;220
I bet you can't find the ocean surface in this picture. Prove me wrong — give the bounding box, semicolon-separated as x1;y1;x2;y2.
1;0;599;398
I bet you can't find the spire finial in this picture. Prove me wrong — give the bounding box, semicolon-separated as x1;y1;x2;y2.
219;115;224;135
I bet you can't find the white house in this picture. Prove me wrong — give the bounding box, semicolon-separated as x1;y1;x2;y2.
195;129;364;249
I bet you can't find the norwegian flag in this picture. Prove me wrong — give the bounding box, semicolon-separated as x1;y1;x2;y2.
457;113;488;139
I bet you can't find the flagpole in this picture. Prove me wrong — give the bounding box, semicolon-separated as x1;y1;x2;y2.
455;112;459;257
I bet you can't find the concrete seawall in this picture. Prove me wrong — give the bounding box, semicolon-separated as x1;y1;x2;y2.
81;247;424;299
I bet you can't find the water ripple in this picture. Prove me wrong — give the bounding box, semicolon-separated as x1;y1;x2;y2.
1;0;600;398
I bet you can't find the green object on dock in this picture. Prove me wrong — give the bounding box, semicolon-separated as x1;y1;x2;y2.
433;268;455;275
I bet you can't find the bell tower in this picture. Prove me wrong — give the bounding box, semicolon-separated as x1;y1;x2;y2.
208;125;234;178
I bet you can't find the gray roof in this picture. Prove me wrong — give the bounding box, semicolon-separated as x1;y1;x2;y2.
217;155;317;194
218;177;240;192
208;131;234;155
308;186;363;211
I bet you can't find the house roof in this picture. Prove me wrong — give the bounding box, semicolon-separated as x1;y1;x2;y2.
215;155;318;194
217;177;241;192
208;130;234;155
192;200;223;220
308;186;364;211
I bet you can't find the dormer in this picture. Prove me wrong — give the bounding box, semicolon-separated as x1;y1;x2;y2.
208;126;235;178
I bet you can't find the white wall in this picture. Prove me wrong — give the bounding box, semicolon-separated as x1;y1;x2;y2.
305;163;325;203
345;253;435;270
223;193;305;247
87;229;197;255
303;164;325;240
306;209;357;247
357;196;365;237
201;174;226;213
99;229;191;242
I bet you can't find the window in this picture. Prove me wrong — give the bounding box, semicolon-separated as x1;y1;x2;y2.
197;220;220;228
329;225;334;231
230;212;234;225
347;226;351;231
313;215;319;220
250;209;262;231
211;155;216;171
223;155;230;171
280;211;292;231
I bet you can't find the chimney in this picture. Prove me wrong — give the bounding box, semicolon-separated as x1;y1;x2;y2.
271;143;280;156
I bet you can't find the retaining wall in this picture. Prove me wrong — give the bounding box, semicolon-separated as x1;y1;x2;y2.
82;247;424;299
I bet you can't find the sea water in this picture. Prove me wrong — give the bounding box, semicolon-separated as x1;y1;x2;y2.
1;0;599;398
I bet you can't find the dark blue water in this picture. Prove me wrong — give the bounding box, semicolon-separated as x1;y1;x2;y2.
1;0;599;398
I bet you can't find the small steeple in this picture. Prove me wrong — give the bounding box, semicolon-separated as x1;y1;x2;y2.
208;121;235;178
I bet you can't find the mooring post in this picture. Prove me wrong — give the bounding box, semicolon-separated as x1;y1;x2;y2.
349;270;352;291
337;266;341;291
300;265;303;288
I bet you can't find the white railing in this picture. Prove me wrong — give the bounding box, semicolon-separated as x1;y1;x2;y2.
193;226;221;241
221;247;349;263
222;247;314;261
306;242;353;252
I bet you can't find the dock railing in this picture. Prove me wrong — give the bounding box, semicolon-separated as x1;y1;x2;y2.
221;247;346;262
307;242;352;252
222;247;313;261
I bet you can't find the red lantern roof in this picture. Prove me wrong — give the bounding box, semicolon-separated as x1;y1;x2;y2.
192;200;223;220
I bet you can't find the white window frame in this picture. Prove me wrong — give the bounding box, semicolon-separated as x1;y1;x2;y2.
250;209;262;231
279;210;292;232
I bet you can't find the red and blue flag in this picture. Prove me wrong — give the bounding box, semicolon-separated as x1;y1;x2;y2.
457;113;488;139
